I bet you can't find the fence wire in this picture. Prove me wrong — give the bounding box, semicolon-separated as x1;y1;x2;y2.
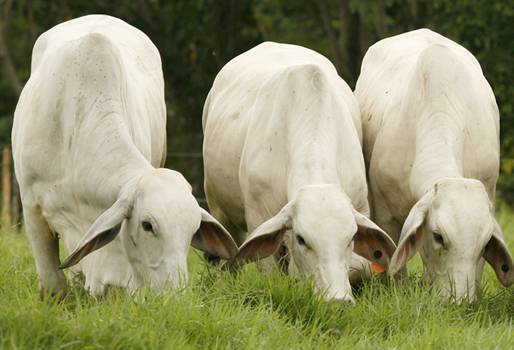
3;145;514;230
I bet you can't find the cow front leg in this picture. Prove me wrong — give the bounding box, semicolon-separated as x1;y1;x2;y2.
24;206;67;297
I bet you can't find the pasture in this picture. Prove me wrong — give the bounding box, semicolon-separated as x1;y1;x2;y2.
1;206;513;349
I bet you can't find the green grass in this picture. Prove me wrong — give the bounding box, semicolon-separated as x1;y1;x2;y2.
1;207;514;349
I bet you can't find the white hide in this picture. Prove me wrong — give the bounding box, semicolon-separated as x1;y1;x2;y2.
12;15;237;296
203;42;395;302
355;29;514;300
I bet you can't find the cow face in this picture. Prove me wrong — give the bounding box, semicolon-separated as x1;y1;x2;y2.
390;178;514;301
60;169;238;293
229;185;395;303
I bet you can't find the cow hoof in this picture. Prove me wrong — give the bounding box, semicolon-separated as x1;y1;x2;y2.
39;285;67;300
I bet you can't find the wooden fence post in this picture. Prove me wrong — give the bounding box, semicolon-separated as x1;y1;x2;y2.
12;174;21;231
2;146;11;230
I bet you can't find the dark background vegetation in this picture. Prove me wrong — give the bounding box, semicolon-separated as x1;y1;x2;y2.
0;0;513;203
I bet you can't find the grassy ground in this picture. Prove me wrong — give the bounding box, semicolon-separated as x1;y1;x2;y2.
1;207;514;349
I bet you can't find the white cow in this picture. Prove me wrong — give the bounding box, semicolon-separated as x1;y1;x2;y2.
12;15;237;296
355;29;514;300
203;42;396;303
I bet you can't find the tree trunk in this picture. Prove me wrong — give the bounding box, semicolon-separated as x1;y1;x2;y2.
339;0;361;85
2;147;11;230
11;174;21;231
316;0;344;74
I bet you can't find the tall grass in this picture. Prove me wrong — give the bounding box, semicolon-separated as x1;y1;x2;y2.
1;206;513;349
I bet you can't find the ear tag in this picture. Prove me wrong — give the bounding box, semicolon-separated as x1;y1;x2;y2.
371;262;385;274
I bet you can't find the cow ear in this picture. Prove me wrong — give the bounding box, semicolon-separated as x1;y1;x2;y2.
483;220;514;287
389;189;434;275
192;208;238;259
353;210;396;268
60;179;139;269
228;201;294;269
60;197;132;269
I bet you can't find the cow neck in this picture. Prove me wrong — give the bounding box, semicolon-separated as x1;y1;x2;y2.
405;47;474;199
410;108;465;199
286;111;341;199
72;109;154;208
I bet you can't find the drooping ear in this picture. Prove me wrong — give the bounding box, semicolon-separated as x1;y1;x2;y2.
60;197;133;269
483;220;514;287
60;179;139;269
228;201;294;269
191;208;239;259
389;188;435;275
353;210;396;268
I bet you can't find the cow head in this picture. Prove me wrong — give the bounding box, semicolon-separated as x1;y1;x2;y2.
60;168;238;293
389;178;514;301
229;184;395;303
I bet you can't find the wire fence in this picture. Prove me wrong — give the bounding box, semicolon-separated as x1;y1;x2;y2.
166;151;206;206
0;146;209;231
2;144;513;231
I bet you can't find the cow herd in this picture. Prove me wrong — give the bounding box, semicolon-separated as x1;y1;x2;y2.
11;15;514;304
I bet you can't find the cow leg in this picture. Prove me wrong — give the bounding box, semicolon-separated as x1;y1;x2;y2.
202;203;246;264
24;206;67;297
369;185;407;277
244;207;281;274
204;213;245;265
475;258;485;293
204;187;247;246
370;185;402;242
376;216;407;278
216;214;246;247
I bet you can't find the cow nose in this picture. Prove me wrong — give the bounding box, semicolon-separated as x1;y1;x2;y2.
334;294;356;306
435;272;477;303
325;291;355;306
453;287;477;303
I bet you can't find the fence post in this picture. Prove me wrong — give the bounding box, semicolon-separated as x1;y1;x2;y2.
12;174;21;231
2;146;11;230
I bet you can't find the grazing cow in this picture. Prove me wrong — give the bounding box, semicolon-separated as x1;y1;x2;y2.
12;15;237;296
203;42;396;303
355;29;514;300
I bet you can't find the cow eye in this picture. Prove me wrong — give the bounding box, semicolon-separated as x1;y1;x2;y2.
433;232;444;245
142;221;153;232
296;235;307;246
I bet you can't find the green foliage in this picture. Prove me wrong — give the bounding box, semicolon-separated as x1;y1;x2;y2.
253;1;327;57
0;117;12;145
1;206;514;348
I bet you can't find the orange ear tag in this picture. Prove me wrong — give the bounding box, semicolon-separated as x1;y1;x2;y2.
371;262;385;274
